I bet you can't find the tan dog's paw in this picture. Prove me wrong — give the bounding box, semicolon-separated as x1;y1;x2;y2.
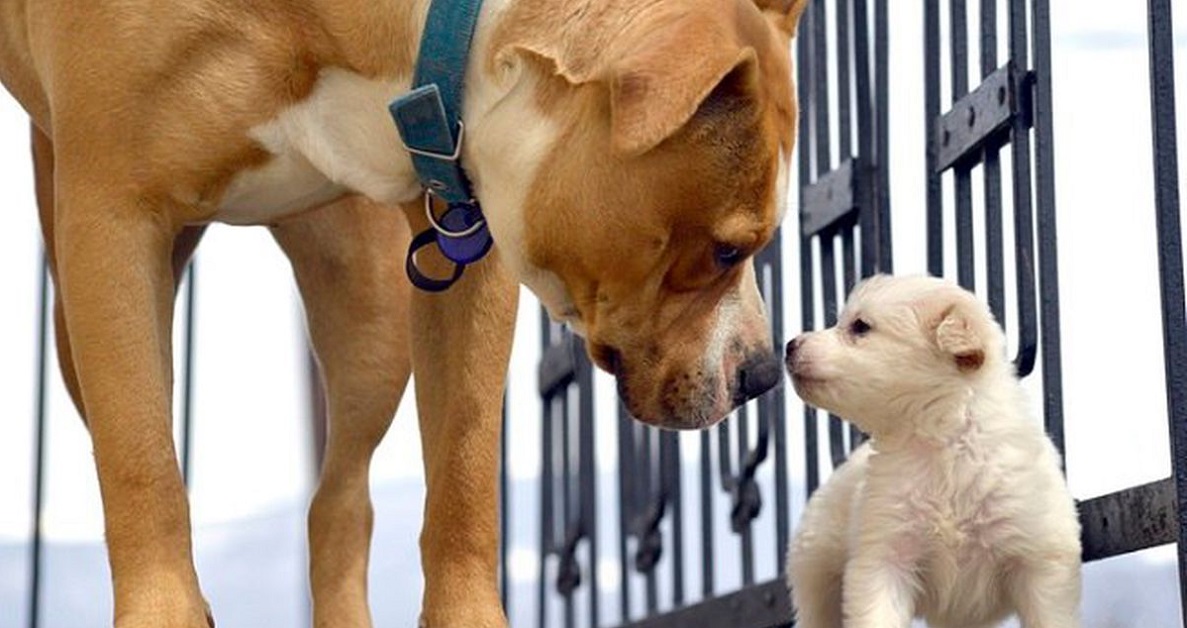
114;611;213;628
113;594;214;628
418;607;507;628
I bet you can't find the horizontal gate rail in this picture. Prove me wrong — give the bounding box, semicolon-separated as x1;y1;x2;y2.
1079;478;1178;562
620;580;792;628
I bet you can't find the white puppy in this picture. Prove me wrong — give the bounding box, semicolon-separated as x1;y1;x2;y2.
784;275;1081;628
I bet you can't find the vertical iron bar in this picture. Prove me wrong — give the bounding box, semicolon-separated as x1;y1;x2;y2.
663;432;684;607
799;1;820;496
617;405;635;623
853;0;876;275
538;314;553;628
802;0;821;496
736;406;754;586
561;390;574;628
1032;0;1065;456
1008;0;1039;378
642;427;658;614
853;0;870;162
1146;0;1187;617
841;231;857;300
813;0;832;176
837;0;853;159
577;354;598;628
925;0;943;276
180;261;197;486
699;430;714;597
820;237;847;468
875;0;893;272
980;0;1007;326
841;231;864;450
951;0;976;291
28;255;50;628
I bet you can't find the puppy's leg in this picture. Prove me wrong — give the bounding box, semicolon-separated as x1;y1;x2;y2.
788;445;870;628
787;503;847;628
50;142;207;626
841;553;917;628
407;213;517;627
787;555;843;628
271;196;413;628
1010;555;1081;628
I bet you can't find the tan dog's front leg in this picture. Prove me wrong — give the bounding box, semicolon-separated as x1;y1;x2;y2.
410;243;517;628
52;169;208;626
272;196;414;628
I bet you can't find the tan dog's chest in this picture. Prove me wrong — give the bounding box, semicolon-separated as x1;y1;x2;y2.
215;68;420;224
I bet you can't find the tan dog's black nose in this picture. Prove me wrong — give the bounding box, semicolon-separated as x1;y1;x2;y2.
735;352;782;404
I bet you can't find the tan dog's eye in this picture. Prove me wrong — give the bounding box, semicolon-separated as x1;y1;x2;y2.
714;244;743;269
850;318;872;337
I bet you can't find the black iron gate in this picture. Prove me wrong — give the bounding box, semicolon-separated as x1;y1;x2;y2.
504;0;1187;626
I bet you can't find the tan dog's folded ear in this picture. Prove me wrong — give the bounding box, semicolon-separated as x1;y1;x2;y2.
496;2;760;156
609;30;757;156
935;303;986;372
752;0;809;37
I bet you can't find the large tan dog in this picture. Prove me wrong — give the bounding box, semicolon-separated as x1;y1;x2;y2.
0;0;806;626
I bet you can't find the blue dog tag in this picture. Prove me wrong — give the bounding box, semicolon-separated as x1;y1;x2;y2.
436;204;493;265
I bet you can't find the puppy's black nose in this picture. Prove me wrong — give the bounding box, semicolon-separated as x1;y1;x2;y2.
785;337;803;366
735;353;782;404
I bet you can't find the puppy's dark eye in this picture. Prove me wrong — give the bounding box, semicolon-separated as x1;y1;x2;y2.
850;318;872;337
714;244;743;268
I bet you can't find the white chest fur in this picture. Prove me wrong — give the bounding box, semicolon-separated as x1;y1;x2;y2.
216;68;421;224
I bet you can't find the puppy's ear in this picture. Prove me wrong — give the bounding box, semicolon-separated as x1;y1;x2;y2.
751;0;810;37
934;303;986;372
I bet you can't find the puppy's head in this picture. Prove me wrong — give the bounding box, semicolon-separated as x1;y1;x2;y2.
784;275;1005;433
473;0;807;429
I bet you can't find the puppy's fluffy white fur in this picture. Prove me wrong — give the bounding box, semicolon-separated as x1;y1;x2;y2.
785;275;1081;628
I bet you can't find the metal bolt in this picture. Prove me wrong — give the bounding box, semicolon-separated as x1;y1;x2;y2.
998;85;1007;105
943;127;951;146
967;106;977;127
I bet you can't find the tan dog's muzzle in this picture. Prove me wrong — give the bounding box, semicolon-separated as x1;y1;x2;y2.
590;284;782;431
606;342;782;430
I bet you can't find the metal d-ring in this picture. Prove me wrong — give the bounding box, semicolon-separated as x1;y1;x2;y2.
423;189;486;238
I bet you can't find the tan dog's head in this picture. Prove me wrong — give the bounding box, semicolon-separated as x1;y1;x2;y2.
785;275;1007;435
468;0;807;429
